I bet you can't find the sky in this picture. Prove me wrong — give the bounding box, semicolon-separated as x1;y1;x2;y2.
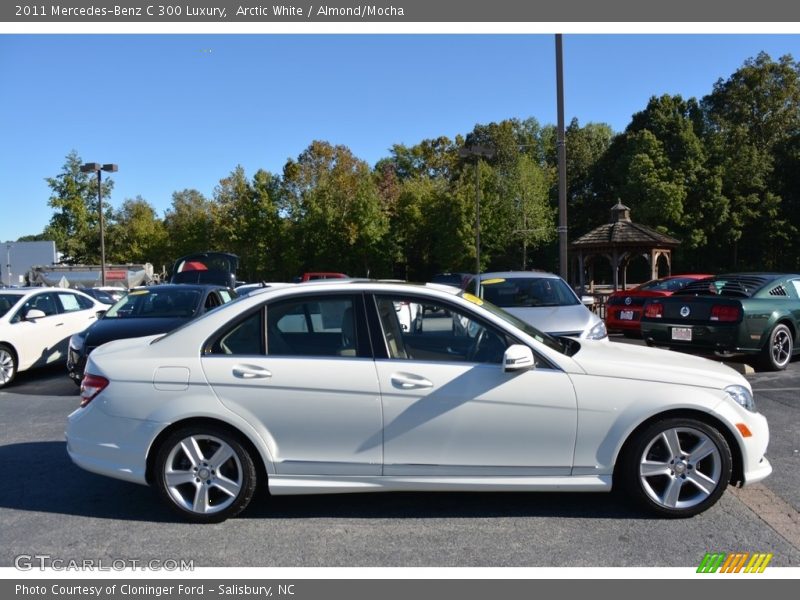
0;33;798;242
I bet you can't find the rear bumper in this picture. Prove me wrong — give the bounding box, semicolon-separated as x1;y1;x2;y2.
641;322;755;354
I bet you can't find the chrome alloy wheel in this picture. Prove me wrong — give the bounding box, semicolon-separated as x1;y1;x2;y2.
162;434;244;516
638;426;723;510
0;345;16;387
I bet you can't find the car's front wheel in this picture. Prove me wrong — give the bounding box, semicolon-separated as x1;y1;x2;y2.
0;344;17;389
153;426;257;523
622;418;732;517
761;323;793;371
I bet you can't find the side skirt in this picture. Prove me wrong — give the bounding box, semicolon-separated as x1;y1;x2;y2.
267;475;612;496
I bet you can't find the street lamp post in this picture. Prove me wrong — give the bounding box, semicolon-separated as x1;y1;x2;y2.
458;144;495;275
5;243;11;287
80;163;118;286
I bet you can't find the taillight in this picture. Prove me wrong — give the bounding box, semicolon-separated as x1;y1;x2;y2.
710;305;741;322
644;302;663;318
80;374;109;407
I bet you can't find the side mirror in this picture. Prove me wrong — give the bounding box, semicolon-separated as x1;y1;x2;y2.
503;344;535;372
581;295;595;307
96;309;107;319
24;309;46;321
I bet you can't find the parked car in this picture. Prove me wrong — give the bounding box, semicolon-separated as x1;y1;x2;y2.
605;274;712;337
295;272;349;283
430;272;470;288
0;287;107;388
66;284;235;384
77;287;128;305
463;271;607;340
170;252;239;288
640;272;800;371
67;280;770;522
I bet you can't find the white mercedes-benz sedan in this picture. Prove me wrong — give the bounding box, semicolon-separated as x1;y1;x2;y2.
66;281;771;522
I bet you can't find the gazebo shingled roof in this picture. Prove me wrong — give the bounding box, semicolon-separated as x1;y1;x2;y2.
570;202;681;292
572;202;680;249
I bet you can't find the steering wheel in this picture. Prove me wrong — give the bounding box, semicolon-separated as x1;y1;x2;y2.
466;328;487;362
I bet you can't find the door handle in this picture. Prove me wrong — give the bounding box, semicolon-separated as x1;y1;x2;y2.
232;365;272;379
391;373;433;390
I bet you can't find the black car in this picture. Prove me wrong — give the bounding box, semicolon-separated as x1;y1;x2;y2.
169;251;239;288
67;284;235;384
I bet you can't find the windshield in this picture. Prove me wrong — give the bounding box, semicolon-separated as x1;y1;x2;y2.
105;288;202;319
460;292;568;354
0;294;22;318
480;276;579;308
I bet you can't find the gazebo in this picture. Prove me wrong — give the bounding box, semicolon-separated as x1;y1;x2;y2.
570;202;680;292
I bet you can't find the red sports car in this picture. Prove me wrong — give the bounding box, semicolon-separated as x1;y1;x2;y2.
605;274;712;337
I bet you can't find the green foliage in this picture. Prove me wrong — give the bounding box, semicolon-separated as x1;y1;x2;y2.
106;196;169;265
43;150;114;264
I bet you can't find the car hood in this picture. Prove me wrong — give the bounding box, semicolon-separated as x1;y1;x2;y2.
570;340;747;390
503;304;597;336
84;317;188;348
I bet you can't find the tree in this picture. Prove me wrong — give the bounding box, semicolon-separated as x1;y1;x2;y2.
106;196;169;266
282;141;388;277
43;151;114;264
162;189;215;262
212;166;283;281
702;53;800;269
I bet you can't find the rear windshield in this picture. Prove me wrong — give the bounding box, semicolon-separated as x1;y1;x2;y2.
0;294;22;318
480;277;579;308
673;275;776;298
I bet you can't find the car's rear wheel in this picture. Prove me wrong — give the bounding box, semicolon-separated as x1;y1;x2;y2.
622;418;731;517
154;426;257;523
0;344;17;389
761;323;793;371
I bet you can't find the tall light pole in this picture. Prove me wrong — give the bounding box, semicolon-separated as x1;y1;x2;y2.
4;242;11;287
555;34;568;281
80;163;118;286
458;144;495;275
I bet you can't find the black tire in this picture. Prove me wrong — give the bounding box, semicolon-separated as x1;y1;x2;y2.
153;425;257;523
760;323;793;371
620;418;732;518
0;344;17;389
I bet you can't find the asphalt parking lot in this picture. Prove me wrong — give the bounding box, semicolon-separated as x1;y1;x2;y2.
0;340;798;568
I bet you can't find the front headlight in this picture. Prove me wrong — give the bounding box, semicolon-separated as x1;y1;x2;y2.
725;385;756;412
586;320;608;340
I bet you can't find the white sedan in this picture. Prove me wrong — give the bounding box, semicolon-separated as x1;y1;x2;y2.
0;287;107;388
66;281;771;522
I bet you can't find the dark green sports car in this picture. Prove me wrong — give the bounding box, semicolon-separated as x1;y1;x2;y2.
640;273;800;370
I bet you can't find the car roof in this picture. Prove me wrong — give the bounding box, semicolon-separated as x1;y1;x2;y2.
476;271;562;280
130;283;229;292
238;279;463;299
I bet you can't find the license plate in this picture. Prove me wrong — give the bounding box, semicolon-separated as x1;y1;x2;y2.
671;327;692;341
620;310;634;320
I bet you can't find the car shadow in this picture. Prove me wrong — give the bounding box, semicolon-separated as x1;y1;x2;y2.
6;364;79;397
0;441;173;522
242;489;647;521
1;441;651;522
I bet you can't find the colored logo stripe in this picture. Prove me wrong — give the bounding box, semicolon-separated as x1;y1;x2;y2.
697;552;773;573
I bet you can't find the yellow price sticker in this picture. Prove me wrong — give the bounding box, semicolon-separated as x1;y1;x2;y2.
462;293;484;306
480;278;506;285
